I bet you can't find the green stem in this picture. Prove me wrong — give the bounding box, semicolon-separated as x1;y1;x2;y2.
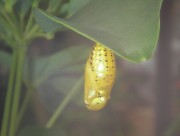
24;10;33;34
9;46;26;136
0;49;17;136
8;10;19;30
1;13;16;30
16;86;34;130
16;52;34;130
30;33;50;39
19;14;25;35
0;10;21;42
25;24;40;40
45;76;83;128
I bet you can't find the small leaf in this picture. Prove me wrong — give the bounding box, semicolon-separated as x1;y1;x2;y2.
34;0;163;63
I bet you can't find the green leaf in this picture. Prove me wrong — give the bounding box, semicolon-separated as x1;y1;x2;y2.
33;8;63;32
24;45;90;87
67;0;93;17
18;126;66;136
0;50;11;67
34;0;163;63
24;45;89;108
44;63;84;94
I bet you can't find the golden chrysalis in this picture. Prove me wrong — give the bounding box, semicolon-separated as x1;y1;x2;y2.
84;43;116;110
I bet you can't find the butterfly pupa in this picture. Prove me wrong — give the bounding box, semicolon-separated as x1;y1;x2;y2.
84;43;116;110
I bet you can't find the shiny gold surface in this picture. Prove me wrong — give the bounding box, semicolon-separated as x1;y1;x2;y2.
84;43;116;110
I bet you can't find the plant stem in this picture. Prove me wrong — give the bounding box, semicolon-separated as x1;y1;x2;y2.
9;46;26;136
16;48;34;130
16;86;34;130
24;11;33;34
45;76;83;128
25;24;40;40
0;9;20;40
0;49;17;136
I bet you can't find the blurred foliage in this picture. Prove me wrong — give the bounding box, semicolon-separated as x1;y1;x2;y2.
18;126;66;136
0;50;11;67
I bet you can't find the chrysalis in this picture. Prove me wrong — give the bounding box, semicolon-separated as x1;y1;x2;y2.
84;43;116;110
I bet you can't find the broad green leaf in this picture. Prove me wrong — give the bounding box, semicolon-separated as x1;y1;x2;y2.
24;45;89;108
34;8;62;32
41;62;84;95
34;0;163;63
24;45;90;87
0;50;11;67
37;73;84;111
67;0;93;17
18;126;66;136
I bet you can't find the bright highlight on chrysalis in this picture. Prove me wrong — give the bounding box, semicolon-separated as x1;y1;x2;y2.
84;43;116;110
